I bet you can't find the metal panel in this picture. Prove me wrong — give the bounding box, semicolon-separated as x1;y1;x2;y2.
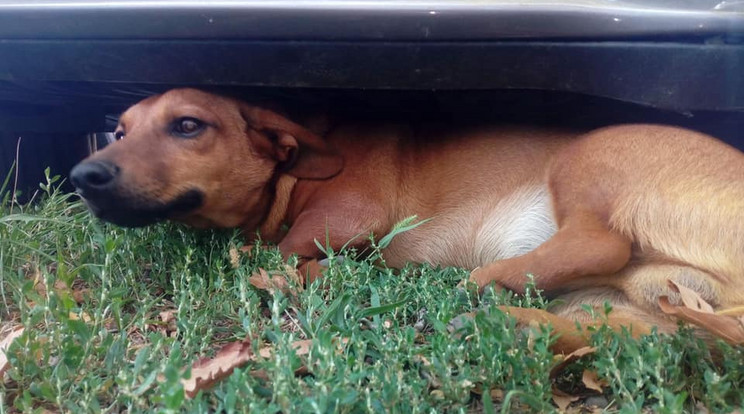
0;40;741;112
0;0;741;41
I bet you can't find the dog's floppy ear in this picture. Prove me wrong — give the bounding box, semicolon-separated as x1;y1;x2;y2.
240;105;343;179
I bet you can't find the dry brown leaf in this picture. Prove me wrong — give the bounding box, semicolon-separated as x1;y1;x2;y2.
156;309;178;336
490;388;505;402
667;280;714;313
53;279;67;291
659;279;744;345
273;339;314;359
550;346;596;378
413;354;442;389
249;267;303;296
0;326;24;381
249;268;289;295
229;247;241;269
32;274;90;304
71;288;90;304
182;338;256;398
588;406;605;414
282;265;303;288
68;311;92;323
582;369;607;393
430;389;445;400
159;310;176;324
659;297;744;344
66;279;91;304
182;338;316;398
32;276;59;298
412;354;432;367
552;387;579;411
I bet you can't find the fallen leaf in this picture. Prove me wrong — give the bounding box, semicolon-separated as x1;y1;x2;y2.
229;247;241;269
659;297;744;344
412;354;432;367
155;309;179;336
550;346;596;378
182;338;322;398
430;390;445;400
68;311;92;323
182;338;256;398
249;267;303;296
249;268;289;295
490;388;505;402
413;354;442;389
0;326;24;381
70;287;91;304
282;265;303;288
32;274;89;304
659;280;744;345
582;369;607;393
667;280;714;313
159;310;176;324
552;387;579;411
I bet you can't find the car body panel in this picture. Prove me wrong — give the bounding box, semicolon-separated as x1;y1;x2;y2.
0;0;741;41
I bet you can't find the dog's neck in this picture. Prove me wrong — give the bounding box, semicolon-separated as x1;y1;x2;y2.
255;174;298;243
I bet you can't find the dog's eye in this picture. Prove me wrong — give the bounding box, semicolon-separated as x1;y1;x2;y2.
172;117;205;138
114;131;125;140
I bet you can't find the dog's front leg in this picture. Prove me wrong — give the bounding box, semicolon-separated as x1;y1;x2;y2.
277;205;386;284
468;217;632;294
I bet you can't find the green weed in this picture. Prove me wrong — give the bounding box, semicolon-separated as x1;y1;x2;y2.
0;173;742;413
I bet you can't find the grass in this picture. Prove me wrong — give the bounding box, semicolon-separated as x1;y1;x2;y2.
0;169;743;413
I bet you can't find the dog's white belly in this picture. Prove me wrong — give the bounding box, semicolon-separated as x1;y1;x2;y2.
384;185;557;269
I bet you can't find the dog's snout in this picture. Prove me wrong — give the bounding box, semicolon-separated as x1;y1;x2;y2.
70;160;120;192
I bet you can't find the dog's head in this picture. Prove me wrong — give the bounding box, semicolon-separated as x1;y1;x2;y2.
70;88;342;229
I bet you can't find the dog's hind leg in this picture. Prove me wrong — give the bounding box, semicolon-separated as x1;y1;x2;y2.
449;301;653;355
467;215;632;294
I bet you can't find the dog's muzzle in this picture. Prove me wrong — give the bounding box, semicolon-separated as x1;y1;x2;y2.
70;160;120;195
70;160;203;227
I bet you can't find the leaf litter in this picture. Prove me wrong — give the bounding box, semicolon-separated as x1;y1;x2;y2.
659;279;744;345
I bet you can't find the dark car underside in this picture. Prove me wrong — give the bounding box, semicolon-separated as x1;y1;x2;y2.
0;0;742;196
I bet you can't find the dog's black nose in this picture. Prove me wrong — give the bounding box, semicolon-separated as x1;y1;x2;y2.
70;160;120;192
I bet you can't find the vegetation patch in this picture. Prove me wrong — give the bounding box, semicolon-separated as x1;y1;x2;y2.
1;171;743;413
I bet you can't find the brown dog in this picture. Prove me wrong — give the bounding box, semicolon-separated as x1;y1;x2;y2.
70;88;744;349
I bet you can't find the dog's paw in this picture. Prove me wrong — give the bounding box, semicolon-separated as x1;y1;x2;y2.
467;267;512;296
466;266;498;292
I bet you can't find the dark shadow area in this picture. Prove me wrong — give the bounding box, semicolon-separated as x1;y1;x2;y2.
0;82;742;201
